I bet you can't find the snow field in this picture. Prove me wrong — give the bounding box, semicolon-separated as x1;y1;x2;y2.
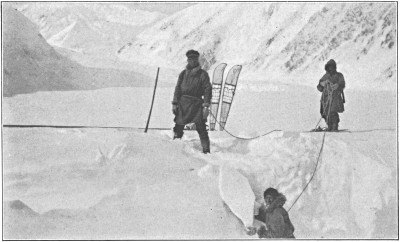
3;123;396;238
3;128;253;239
3;85;396;133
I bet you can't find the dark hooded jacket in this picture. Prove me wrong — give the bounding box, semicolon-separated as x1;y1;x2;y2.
172;65;212;125
255;193;295;238
317;59;345;117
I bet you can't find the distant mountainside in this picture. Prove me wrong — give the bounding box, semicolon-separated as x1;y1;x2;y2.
16;2;166;54
118;2;396;90
3;6;152;97
3;6;82;96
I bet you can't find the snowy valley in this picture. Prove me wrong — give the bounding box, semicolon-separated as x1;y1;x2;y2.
2;6;157;97
2;2;398;240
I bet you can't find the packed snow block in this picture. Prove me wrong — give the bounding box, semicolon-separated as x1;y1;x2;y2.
218;165;255;228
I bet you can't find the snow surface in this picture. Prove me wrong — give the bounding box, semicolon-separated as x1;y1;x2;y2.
3;86;396;133
3;86;397;239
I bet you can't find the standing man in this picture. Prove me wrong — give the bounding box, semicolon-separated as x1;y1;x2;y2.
317;59;346;131
172;50;212;154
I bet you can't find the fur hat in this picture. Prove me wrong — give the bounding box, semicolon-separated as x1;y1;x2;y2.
264;187;279;199
186;49;200;58
324;59;337;71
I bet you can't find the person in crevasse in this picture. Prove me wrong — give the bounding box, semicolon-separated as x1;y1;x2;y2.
248;188;295;238
172;50;212;154
317;59;346;131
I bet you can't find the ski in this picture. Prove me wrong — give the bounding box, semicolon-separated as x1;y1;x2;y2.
219;65;242;131
209;63;227;131
309;128;349;132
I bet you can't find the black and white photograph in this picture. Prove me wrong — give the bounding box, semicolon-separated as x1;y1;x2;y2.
2;1;398;239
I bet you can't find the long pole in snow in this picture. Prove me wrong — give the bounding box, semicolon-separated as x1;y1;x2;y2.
144;67;160;133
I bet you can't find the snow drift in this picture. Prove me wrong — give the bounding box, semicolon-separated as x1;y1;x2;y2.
3;129;250;239
3;128;397;239
118;2;396;90
2;85;397;239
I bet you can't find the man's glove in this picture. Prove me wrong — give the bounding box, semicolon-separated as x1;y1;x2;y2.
202;106;209;119
331;83;339;90
172;104;178;115
257;225;267;238
246;227;257;236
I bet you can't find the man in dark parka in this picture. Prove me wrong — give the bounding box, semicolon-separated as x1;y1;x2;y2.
254;188;295;238
317;59;346;131
172;50;212;153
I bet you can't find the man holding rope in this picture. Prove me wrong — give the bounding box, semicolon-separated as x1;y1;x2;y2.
172;50;212;154
317;59;346;131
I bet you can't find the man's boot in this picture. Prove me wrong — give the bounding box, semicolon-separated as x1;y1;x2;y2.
200;138;210;154
326;122;332;131
331;122;339;132
195;121;210;153
329;112;339;132
173;125;184;139
173;132;183;139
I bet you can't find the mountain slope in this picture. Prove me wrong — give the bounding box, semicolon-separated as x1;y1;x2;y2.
16;2;166;54
2;6;82;96
118;2;396;90
2;6;154;97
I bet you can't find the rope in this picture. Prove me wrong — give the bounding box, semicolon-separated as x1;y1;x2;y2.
312;82;334;132
3;124;394;134
344;128;395;133
286;84;333;212
2;124;171;130
210;105;330;212
209;108;329;212
313;117;324;131
209;111;282;140
317;82;333;128
288;131;327;212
